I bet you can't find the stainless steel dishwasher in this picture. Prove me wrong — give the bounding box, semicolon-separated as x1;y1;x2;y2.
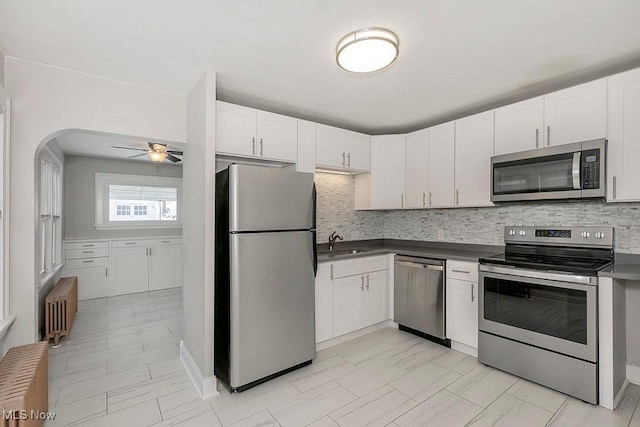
394;255;448;345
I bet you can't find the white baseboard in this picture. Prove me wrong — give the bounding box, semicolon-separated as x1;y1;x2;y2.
627;364;640;385
316;320;396;352
451;340;478;358
180;341;218;400
615;378;630;409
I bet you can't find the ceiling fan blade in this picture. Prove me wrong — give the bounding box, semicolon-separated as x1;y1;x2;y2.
112;145;148;152
166;154;182;162
128;153;148;159
166;150;183;155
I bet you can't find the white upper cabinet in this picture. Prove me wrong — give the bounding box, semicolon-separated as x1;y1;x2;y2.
296;120;316;174
216;102;256;157
370;135;406;209
316;124;370;172
543;79;607;146
405;128;429;208
455;111;495;207
607;68;640;202
428;122;456;207
494;97;544;155
256;110;297;161
215;101;297;162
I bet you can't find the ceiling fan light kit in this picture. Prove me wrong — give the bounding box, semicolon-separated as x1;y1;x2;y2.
148;150;168;163
336;27;399;73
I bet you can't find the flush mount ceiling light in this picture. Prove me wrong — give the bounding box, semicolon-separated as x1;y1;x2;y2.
147;149;168;163
336;27;399;73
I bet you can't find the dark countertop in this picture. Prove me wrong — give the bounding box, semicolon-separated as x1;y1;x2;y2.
599;253;640;281
317;239;504;263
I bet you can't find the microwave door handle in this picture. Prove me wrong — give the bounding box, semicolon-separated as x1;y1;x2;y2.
572;152;581;190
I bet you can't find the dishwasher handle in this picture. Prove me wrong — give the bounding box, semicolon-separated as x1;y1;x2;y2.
395;260;444;271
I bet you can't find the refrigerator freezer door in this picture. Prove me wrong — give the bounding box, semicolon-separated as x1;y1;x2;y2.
230;230;315;388
229;164;314;232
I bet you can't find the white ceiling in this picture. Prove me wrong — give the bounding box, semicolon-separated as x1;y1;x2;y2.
54;132;184;165
1;0;640;134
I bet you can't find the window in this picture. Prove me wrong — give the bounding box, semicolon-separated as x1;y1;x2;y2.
95;173;182;229
39;148;63;280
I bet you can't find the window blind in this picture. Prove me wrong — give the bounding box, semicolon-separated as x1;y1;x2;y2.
109;185;177;201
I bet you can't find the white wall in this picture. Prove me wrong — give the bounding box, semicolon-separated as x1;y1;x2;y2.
0;50;4;86
182;70;216;384
3;57;186;352
63;155;182;240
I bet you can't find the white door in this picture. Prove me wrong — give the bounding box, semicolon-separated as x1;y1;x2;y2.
316;124;344;168
297;120;316;174
608;68;640;202
256;110;297;162
149;244;182;290
446;278;478;348
405;128;429;208
333;275;362;336
66;268;108;300
112;247;149;295
344;130;371;171
361;270;387;327
428;122;455;207
494;97;544;155
543;79;607;146
315;263;333;343
216;101;257;157
371;135;406;209
455;111;495;207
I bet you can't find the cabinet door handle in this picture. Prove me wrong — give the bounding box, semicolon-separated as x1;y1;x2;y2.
126;242;136;245
613;176;617;200
82;260;94;263
82;244;95;248
429;192;432;207
330;264;334;280
422;192;426;207
456;189;460;206
366;274;370;290
401;193;404;208
161;240;171;243
260;138;264;156
471;283;475;302
342;152;346;166
82;251;94;254
535;128;539;148
105;268;108;277
361;275;364;291
347;153;351;167
252;137;256;155
149;248;152;256
452;269;470;274
547;126;551;146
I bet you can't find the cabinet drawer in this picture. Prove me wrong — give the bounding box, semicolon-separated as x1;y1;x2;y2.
446;260;478;282
332;255;388;279
146;238;182;247
112;240;146;248
65;241;108;250
66;248;109;260
66;257;109;270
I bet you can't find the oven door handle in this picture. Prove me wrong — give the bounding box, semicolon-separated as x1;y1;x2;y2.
572;152;581;190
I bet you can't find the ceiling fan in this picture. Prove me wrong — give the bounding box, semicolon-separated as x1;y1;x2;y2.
111;142;183;163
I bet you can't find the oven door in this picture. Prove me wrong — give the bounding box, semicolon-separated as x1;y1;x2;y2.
479;269;597;362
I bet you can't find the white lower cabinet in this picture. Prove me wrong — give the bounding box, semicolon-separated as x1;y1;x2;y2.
315;255;389;343
445;260;479;355
63;241;109;300
112;238;183;296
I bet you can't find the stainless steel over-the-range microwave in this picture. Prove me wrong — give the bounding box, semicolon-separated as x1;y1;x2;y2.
491;139;606;202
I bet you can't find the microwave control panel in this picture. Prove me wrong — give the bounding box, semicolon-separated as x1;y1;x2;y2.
582;149;600;190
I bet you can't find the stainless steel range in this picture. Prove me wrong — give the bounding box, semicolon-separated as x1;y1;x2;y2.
478;226;614;404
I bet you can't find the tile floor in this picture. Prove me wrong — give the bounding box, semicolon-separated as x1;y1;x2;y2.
46;288;640;426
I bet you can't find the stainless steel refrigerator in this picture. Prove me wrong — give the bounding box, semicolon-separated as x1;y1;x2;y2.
214;164;317;392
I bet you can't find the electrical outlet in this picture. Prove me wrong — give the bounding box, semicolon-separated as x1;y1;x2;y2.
437;230;445;240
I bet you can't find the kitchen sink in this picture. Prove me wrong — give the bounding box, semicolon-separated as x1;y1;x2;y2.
325;249;372;256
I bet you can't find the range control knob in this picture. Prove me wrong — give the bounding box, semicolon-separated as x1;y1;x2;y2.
581;231;590;238
508;229;516;236
519;230;526;236
595;232;605;239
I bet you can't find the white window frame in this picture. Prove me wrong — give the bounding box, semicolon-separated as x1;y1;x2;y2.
39;146;63;287
0;85;13;335
94;173;182;230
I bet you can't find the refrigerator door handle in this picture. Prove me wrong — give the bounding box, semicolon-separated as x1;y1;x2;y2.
312;230;318;277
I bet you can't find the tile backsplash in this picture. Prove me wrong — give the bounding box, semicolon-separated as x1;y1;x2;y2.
316;173;640;253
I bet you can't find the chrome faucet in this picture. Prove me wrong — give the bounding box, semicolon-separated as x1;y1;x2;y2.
328;231;344;251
